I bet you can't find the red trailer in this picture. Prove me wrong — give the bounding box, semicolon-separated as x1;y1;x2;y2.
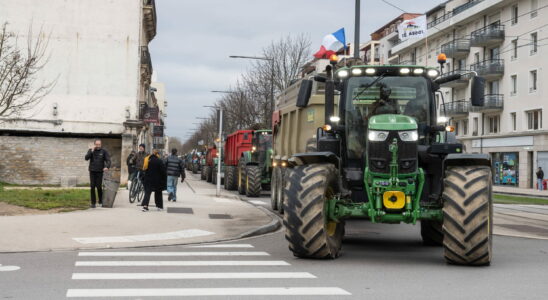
224;130;253;191
202;146;217;182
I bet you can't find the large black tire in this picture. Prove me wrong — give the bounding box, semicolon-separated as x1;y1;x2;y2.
276;168;287;214
245;165;262;197
225;166;238;190
237;159;246;195
421;220;443;246
270;167;280;210
284;163;344;259
192;163;198;174
200;165;206;180
212;166;217;185
204;166;211;183
442;165;493;266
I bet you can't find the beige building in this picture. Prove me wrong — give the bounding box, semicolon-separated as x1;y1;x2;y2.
386;0;547;189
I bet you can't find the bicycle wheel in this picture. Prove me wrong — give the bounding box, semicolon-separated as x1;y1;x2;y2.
137;181;145;203
129;180;137;203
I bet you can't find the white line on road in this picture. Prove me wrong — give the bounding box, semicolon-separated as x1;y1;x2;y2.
72;272;316;280
66;287;351;297
72;229;215;244
78;251;269;257
0;265;20;272
75;260;290;267
188;243;254;248
249;200;268;206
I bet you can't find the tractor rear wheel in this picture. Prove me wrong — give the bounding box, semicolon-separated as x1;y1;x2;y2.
421;220;443;246
245;165;262;197
442;165;493;266
237;159;246;195
284;163;344;259
270;167;280;210
276;168;287;214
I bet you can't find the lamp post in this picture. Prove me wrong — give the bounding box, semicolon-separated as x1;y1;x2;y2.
229;55;275;125
204;105;223;196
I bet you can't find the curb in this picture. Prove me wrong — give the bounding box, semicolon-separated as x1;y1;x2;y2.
494;191;548;199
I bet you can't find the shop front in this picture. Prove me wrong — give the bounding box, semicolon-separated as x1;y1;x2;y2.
492;152;519;186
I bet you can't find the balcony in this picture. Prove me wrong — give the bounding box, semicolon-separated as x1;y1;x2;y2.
438;69;471;88
442;100;470;117
143;0;157;42
440;39;470;58
140;46;152;84
471;94;504;113
470;24;505;47
427;0;484;29
471;59;504;79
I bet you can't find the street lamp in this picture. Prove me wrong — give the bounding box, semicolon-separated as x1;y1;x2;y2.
229;55;275;125
204;104;223;196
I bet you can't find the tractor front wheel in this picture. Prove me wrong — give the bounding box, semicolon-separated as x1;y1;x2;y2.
442;165;493;266
245;165;262;197
200;165;206;180
237;159;246;195
284;163;344;259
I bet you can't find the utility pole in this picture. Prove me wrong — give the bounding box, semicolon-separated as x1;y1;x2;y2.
354;0;361;59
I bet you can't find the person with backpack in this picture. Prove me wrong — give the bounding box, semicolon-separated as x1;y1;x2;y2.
165;148;185;202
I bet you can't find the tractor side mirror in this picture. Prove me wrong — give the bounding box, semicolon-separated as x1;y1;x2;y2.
296;79;313;108
471;76;485;106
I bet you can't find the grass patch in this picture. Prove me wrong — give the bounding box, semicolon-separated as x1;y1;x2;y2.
0;188;89;211
494;193;548;205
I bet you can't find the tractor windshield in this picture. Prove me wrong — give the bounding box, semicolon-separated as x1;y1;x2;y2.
345;76;431;160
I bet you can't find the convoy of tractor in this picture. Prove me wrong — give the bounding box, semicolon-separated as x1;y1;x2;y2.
189;55;493;266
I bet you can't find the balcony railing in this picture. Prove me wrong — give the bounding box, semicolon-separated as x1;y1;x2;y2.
440;39;470;58
427;0;484;29
143;0;157;41
141;46;152;73
442;100;470;116
438;69;471;87
472;94;504;112
471;59;504;78
470;24;505;46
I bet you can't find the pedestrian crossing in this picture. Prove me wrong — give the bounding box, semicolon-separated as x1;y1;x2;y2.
66;243;351;298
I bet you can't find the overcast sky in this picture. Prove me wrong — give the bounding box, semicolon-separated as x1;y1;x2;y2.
149;0;442;141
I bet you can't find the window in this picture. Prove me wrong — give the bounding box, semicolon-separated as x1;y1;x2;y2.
511;75;517;95
527;110;542;130
530;70;537;92
454;121;460;136
531;0;538;18
511;112;517;131
531;32;538;55
511;5;518;25
511;39;518;60
463;119;468;135
488;115;500;134
473;117;479;136
474;52;480;64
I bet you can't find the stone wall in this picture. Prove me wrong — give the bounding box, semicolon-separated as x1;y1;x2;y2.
0;136;121;185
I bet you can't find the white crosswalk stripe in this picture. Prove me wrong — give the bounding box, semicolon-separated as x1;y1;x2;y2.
67;242;352;298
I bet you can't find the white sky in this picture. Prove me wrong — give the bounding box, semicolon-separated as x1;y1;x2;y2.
149;0;442;141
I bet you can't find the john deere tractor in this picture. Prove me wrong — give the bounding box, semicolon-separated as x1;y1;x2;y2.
284;61;492;266
240;130;273;197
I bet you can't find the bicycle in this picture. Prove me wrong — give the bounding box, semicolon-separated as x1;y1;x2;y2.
129;171;144;203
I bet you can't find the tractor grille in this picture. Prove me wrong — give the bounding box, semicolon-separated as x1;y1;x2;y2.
368;131;417;174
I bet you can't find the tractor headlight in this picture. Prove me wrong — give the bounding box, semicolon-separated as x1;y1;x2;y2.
337;70;349;78
252;146;256;152
398;130;418;142
368;130;389;142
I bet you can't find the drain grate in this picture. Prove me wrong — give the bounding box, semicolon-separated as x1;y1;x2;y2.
208;213;232;219
167;207;194;214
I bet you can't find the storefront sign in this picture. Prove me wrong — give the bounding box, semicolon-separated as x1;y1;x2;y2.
143;107;159;123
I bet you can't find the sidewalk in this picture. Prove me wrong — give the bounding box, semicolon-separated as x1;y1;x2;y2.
493;185;548;198
0;176;279;253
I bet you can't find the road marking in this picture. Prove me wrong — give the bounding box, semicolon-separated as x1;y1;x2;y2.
78;251;269;257
214;197;235;203
66;287;351;297
249;200;268;205
75;260;290;267
188;243;254;248
72;229;214;244
0;265;20;272
72;272;316;280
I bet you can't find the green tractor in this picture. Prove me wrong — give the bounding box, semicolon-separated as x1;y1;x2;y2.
240;130;273;197
284;63;492;266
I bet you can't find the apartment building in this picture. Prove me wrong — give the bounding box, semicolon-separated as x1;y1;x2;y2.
387;0;547;189
0;0;159;185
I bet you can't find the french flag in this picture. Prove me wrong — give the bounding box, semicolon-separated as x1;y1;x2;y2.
313;28;346;59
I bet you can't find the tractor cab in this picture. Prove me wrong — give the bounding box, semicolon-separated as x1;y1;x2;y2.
251;130;273;169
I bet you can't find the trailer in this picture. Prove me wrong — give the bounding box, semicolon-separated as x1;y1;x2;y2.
222;130;253;193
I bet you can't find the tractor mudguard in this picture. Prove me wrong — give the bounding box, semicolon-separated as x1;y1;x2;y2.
444;153;491;168
291;152;339;167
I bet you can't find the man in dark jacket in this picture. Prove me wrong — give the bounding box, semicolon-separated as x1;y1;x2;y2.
135;144;148;171
165;148;185;202
141;149;167;212
85;139;111;208
126;150;137;189
537;167;544;191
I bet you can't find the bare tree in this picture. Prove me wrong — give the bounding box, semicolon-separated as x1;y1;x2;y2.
0;22;56;118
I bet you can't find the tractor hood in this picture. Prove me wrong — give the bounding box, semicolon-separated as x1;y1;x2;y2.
368;114;417;131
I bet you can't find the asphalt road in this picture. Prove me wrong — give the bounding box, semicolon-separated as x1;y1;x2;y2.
2;183;548;299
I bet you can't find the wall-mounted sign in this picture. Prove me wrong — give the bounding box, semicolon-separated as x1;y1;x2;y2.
143;107;159;123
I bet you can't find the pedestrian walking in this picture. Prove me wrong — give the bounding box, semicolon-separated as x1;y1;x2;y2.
536;167;544;191
141;149;167;212
126;150;137;189
165;148;185;202
85;139;111;208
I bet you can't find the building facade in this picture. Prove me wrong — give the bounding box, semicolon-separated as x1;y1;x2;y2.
387;0;547;189
0;0;159;185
